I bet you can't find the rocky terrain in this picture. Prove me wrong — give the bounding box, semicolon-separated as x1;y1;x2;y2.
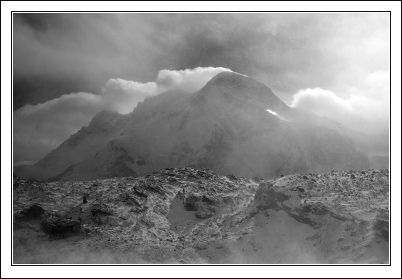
13;168;389;264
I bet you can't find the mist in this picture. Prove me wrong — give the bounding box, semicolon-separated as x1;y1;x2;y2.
13;13;390;165
13;67;232;163
14;13;389;106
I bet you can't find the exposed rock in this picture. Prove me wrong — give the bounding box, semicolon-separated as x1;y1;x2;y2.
17;204;44;220
13;168;389;264
40;212;81;237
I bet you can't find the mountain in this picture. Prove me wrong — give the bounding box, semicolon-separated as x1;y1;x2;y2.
13;168;389;264
15;71;370;181
15;110;129;180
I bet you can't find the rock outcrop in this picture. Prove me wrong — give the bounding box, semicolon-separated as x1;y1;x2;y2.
13;168;389;264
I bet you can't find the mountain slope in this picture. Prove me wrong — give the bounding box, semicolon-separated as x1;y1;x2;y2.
15;110;128;180
15;72;369;181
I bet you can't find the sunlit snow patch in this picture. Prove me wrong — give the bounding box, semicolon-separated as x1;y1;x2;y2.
266;108;288;121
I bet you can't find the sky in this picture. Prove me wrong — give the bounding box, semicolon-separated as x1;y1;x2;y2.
13;13;390;164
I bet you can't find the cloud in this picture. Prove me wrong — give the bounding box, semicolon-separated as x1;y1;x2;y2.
12;13;390;164
13;92;103;163
13;67;231;163
13;13;389;110
100;79;159;114
156;67;232;93
290;70;390;134
101;66;232;113
291;88;354;116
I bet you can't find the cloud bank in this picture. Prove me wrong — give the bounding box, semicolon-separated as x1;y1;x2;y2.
13;13;389;109
290;70;389;134
13;67;232;163
13;13;390;164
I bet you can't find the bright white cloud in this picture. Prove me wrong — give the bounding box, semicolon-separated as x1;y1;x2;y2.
290;71;389;134
291;88;354;116
101;79;159;114
156;67;233;93
101;66;232;114
13;67;232;163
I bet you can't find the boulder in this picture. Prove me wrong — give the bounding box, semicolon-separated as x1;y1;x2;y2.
41;212;81;237
18;204;44;220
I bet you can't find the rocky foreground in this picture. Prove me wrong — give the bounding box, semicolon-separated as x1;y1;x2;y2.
13;168;389;264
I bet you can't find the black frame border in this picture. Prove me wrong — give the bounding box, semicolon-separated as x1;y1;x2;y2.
10;10;392;267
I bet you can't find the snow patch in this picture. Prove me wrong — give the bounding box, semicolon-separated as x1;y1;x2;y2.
266;108;289;121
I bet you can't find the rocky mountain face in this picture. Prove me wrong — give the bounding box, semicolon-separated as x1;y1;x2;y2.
13;168;389;264
15;72;369;181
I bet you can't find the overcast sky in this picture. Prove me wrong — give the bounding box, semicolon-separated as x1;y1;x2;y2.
13;13;390;164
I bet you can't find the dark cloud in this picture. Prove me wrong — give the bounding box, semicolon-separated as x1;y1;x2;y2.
13;13;157;108
13;13;389;108
13;13;390;164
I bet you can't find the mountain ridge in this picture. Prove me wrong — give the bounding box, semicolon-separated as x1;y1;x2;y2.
15;72;370;181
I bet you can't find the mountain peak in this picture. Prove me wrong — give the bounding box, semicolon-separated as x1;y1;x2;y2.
14;72;369;183
198;71;288;110
206;71;258;89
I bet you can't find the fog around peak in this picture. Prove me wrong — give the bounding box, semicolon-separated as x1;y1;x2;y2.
13;13;389;164
13;67;232;163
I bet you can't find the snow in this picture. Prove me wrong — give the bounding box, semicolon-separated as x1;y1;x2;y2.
266;108;288;121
